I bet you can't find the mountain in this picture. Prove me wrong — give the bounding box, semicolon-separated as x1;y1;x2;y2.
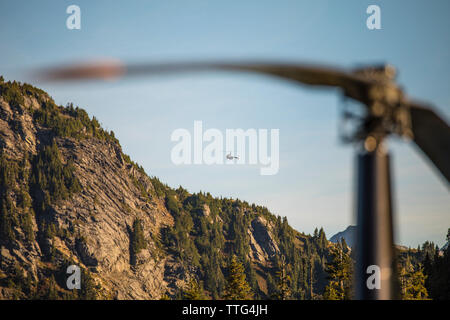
330;226;356;248
0;78;332;300
331;225;448;253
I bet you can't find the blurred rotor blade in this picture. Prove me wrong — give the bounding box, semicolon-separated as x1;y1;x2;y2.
37;59;126;81
408;101;450;184
37;60;373;103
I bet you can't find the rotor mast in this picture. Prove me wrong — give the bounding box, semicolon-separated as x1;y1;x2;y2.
349;66;407;300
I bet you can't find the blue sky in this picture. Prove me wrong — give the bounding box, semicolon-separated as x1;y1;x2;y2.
0;0;449;247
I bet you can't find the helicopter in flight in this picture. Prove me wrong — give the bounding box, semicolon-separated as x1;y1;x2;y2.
226;152;239;160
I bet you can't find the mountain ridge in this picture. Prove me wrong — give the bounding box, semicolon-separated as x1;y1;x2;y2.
330;226;356;248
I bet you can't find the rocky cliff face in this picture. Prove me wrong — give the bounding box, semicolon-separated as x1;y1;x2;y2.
0;82;178;299
0;79;308;299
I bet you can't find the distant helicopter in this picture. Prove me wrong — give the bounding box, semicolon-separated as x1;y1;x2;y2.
226;152;239;160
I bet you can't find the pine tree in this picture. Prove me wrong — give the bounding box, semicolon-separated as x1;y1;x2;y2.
425;229;450;300
447;228;450;244
272;255;291;300
183;277;206;300
130;218;147;265
309;255;315;299
399;255;414;298
131;218;147;252
80;269;98;300
223;255;253;300
403;266;429;300
323;282;340;300
318;227;327;250
323;239;351;300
